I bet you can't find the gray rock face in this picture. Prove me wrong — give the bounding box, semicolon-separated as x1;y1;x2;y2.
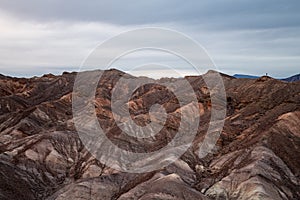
0;70;299;199
206;146;299;200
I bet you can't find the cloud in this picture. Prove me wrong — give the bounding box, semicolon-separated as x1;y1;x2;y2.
1;0;299;29
0;0;299;78
0;10;132;76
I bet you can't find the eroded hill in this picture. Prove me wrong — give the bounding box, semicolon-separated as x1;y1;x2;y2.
0;70;299;200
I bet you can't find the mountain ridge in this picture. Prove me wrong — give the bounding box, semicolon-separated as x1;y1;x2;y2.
1;69;299;82
234;73;300;82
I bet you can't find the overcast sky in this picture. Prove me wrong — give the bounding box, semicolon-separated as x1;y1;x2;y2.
0;0;299;78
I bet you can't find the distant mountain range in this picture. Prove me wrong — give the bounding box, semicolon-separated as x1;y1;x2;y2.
233;73;300;82
233;74;260;79
281;74;300;82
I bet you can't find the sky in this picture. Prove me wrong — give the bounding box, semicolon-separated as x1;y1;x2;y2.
0;0;299;78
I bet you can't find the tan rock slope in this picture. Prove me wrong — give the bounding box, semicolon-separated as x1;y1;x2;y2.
0;69;299;200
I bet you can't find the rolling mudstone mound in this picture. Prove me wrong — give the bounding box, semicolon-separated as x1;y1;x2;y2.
0;69;299;200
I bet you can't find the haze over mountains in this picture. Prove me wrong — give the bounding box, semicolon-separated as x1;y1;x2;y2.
0;69;299;200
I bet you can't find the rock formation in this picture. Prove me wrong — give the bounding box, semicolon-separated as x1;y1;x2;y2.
0;69;299;199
